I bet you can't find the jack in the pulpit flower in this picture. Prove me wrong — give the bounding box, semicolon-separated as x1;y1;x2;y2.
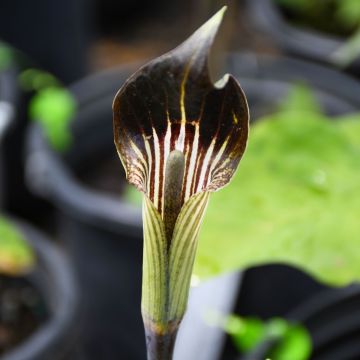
113;6;249;360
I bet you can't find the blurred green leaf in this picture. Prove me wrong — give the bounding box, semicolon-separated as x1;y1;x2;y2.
19;68;59;91
0;44;13;71
195;85;360;285
276;0;360;29
270;324;312;360
279;83;321;114
225;315;312;360
275;0;313;14
332;28;360;67
336;0;360;28
124;183;143;206
267;318;289;338
0;217;35;276
225;315;265;352
276;0;360;65
337;114;360;146
29;86;76;151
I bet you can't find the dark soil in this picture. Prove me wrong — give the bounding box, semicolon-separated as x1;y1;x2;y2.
0;275;48;355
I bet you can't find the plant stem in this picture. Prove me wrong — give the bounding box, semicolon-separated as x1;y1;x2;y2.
144;324;179;360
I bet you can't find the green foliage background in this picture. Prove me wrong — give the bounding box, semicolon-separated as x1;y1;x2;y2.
195;86;360;285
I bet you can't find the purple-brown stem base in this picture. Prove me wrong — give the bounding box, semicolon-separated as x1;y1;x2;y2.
144;324;179;360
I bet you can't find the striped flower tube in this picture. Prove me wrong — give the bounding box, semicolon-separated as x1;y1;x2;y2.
113;7;249;360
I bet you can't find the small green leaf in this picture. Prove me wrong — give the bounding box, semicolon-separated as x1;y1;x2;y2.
224;315;312;359
0;217;35;276
226;315;265;353
267;318;289;338
19;68;59;91
29;86;76;151
270;324;312;360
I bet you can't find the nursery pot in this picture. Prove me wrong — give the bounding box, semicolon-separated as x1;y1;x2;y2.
175;266;329;360
227;52;360;116
288;284;360;360
289;284;360;360
240;283;360;360
246;0;360;75
1;217;80;360
212;265;328;360
0;49;58;222
26;65;146;360
0;66;17;208
25;54;360;359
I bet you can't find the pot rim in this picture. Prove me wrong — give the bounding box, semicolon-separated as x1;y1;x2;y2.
288;284;360;323
246;0;360;65
0;67;18;139
2;217;79;360
243;284;360;359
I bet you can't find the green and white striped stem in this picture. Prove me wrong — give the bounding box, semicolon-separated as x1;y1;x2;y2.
142;150;210;359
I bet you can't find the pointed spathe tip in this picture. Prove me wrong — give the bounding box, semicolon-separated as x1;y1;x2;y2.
171;6;227;70
208;5;227;24
197;6;227;40
218;5;228;19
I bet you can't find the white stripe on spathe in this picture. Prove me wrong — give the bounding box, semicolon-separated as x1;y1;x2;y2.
152;127;161;210
196;138;216;193
184;123;200;202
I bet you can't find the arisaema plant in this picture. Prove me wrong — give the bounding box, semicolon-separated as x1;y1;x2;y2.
113;7;249;360
0;217;35;276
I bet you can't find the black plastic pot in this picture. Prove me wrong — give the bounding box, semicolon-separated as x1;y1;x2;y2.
289;284;360;360
1;217;80;360
0;66;17;208
26;65;146;360
227;52;360;116
25;54;360;359
240;283;360;360
213;265;328;360
246;0;360;75
0;49;62;223
174;266;329;360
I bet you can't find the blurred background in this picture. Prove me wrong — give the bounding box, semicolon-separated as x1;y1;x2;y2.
1;0;360;359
